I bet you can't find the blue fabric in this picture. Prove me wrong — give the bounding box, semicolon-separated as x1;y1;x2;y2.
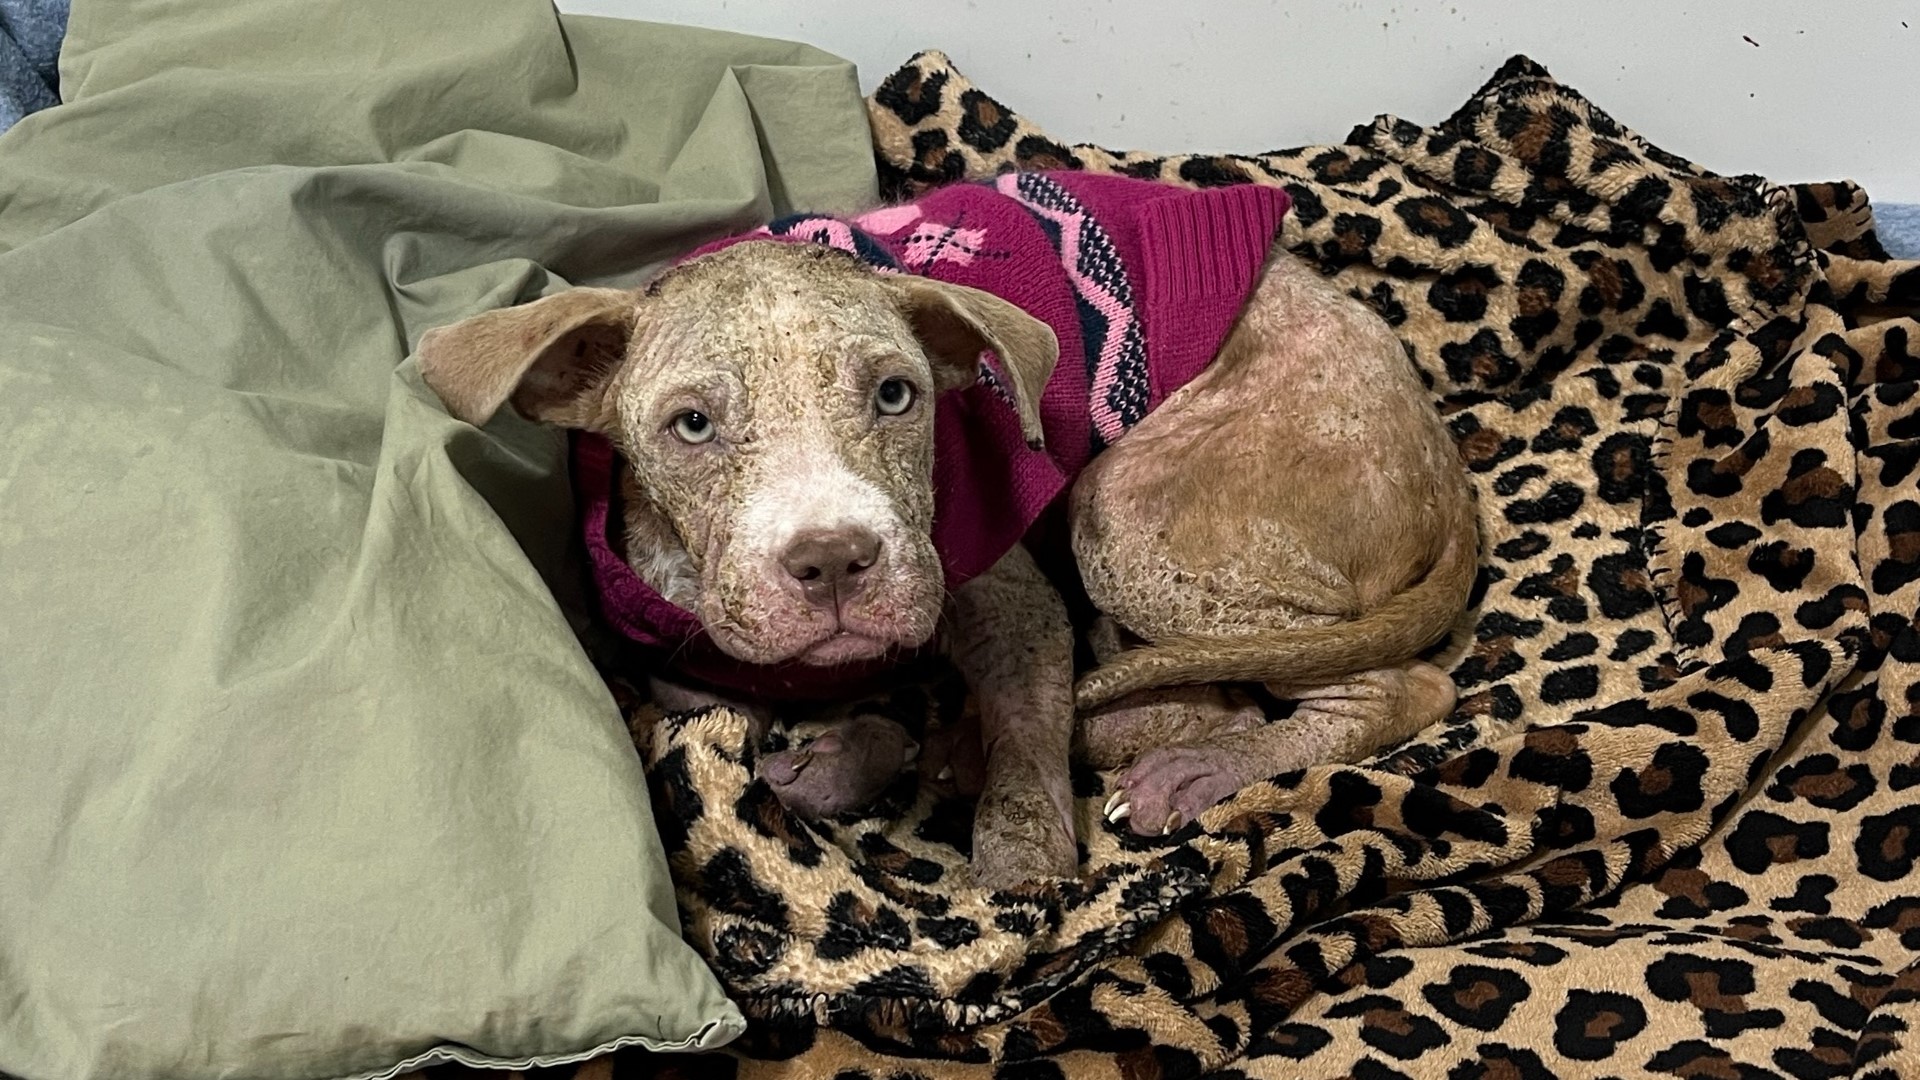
0;0;66;132
1879;203;1920;260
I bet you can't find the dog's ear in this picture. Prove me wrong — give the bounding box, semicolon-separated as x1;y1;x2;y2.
887;276;1059;450
417;287;638;430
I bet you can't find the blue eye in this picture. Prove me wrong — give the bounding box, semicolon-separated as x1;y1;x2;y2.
875;378;916;416
670;410;715;444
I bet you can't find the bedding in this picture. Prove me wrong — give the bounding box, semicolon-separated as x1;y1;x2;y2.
512;53;1920;1079
0;0;62;129
0;2;878;1078
11;0;1920;1072
1880;204;1920;260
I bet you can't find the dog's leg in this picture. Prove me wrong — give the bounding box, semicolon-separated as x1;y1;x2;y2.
1104;662;1456;836
1066;249;1471;831
1075;683;1266;770
949;544;1079;887
1077;616;1271;769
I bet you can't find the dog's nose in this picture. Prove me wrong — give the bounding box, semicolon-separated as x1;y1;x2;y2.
781;528;881;600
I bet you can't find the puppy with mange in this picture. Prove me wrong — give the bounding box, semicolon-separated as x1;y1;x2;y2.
418;173;1475;888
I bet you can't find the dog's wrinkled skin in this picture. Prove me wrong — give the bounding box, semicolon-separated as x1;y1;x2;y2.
418;237;1475;885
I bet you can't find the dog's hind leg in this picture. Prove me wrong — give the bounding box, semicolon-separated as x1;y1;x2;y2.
1102;662;1456;836
1067;249;1475;712
1075;683;1266;771
1072;615;1263;768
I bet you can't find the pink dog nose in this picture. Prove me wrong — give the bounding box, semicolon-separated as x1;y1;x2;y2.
781;528;881;601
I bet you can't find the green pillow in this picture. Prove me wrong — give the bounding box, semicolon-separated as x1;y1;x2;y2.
0;1;877;1077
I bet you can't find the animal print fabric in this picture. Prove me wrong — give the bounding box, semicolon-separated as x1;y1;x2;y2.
455;53;1920;1079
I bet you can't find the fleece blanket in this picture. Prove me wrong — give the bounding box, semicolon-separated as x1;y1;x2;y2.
475;52;1920;1080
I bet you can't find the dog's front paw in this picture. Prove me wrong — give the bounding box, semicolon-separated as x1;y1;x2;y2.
757;714;918;819
970;769;1078;889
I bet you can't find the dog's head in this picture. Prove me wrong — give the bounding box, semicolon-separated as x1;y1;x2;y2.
419;241;1058;667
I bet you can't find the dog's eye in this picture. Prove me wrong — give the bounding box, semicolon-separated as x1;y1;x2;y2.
670;410;716;444
874;378;916;416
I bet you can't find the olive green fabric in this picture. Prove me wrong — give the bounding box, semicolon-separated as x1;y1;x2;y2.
0;3;877;1078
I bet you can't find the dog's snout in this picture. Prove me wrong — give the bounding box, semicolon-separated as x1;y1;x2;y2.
781;528;882;599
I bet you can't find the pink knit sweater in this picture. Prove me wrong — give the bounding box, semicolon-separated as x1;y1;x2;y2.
575;172;1291;700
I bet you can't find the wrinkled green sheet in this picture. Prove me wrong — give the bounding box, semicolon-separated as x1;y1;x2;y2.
0;2;877;1078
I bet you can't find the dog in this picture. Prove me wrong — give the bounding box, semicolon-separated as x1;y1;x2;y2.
418;172;1476;889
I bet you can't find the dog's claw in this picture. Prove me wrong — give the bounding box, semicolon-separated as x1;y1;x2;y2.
903;741;920;764
936;765;954;782
1104;790;1131;823
1163;811;1184;835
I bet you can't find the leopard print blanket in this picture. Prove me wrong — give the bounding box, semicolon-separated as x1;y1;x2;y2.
483;53;1920;1079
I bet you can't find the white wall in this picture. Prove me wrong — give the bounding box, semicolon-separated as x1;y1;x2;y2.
559;0;1920;203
